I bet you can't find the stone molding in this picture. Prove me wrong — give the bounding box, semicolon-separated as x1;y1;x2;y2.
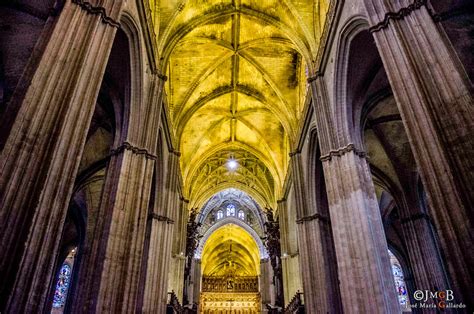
289;150;301;157
306;72;322;84
400;212;432;224
110;142;157;160
169;148;182;157
276;198;286;204
320;143;366;162
149;212;175;224
155;72;168;81
369;0;427;33
72;0;121;28
295;213;329;224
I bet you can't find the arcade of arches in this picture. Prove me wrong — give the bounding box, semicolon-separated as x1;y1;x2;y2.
0;0;473;313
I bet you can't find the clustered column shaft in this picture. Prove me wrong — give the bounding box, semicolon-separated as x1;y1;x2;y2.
0;1;123;312
364;0;474;307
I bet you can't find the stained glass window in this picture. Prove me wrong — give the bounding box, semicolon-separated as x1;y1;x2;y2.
216;210;224;220
238;210;245;220
388;250;411;311
52;263;72;308
226;204;235;216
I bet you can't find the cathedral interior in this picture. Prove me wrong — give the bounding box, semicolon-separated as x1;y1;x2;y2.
0;0;473;313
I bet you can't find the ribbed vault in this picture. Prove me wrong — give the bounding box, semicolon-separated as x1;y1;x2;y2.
150;0;331;208
201;224;260;277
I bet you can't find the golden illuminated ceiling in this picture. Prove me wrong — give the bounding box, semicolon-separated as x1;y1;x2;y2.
201;224;260;276
148;0;331;208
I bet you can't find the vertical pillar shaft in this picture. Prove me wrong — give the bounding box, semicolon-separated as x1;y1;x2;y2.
71;73;166;313
142;151;180;312
168;198;187;302
95;150;155;313
364;1;474;306
310;78;399;313
191;259;201;306
400;212;449;294
290;152;342;313
0;1;123;312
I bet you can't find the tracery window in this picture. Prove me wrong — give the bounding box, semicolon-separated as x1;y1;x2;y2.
238;210;245;220
388;250;411;311
226;204;235;216
52;248;76;312
216;210;224;220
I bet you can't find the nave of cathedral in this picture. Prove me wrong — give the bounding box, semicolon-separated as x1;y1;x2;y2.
0;0;473;313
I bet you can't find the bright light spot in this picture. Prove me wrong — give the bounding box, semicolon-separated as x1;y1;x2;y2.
226;159;239;171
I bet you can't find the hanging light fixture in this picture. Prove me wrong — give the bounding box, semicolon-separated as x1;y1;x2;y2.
226;154;239;172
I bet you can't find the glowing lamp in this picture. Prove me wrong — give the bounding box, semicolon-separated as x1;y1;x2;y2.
226;159;239;171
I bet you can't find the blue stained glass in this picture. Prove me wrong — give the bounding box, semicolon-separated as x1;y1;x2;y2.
388;250;411;311
226;204;235;216
52;263;72;308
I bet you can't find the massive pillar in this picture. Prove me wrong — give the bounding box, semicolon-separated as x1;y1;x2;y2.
142;150;180;312
397;187;450;302
94;145;156;313
168;198;188;303
191;258;202;306
69;73;166;313
183;208;201;306
364;1;474;307
0;1;123;312
260;258;273;312
264;208;284;308
309;77;399;313
290;151;342;313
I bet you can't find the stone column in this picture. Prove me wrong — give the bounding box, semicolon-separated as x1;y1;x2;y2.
400;211;449;294
191;259;202;306
309;77;400;313
260;258;272;311
94;147;156;313
168;199;188;303
290;151;342;313
70;73;166;313
142;151;180;313
364;1;474;306
267;206;284;308
0;1;123;312
183;208;201;306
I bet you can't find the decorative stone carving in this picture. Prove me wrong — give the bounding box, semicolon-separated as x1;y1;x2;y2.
263;209;284;307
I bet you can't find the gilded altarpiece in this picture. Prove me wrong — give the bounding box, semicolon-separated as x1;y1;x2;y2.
200;276;260;313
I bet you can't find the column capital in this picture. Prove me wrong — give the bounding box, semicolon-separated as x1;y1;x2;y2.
296;213;329;224
289;149;301;157
149;212;175;224
72;0;122;28
169;148;181;157
320;143;367;162
306;72;323;84
110;141;157;160
152;69;168;81
400;212;432;224
276;198;286;204
369;0;427;33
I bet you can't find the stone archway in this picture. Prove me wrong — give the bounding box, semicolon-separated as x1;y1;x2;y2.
199;223;262;314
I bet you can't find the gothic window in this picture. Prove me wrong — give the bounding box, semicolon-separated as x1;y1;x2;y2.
226;204;235;216
52;248;76;310
388;250;411;311
216;210;224;220
238;210;245;220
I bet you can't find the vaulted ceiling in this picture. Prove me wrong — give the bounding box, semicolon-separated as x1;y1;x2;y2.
201;223;260;276
149;0;331;208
